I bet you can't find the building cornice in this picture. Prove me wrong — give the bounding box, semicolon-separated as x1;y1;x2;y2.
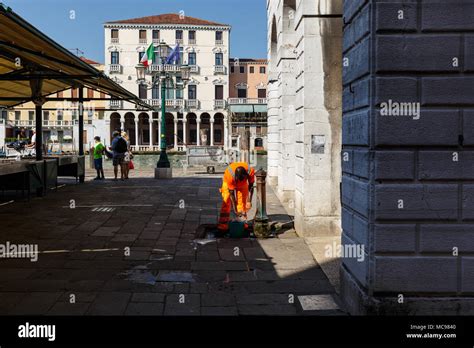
231;61;268;66
104;23;231;31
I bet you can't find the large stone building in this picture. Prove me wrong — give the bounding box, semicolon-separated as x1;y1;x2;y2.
269;0;474;315
267;0;343;236
103;14;231;152
228;58;268;152
341;0;474;315
0;57;108;153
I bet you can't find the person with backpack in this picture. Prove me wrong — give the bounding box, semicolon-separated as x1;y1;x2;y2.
110;131;128;181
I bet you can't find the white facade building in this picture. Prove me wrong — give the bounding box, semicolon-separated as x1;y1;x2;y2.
103;14;231;152
267;0;343;236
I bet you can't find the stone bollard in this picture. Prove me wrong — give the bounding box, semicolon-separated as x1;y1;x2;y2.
253;168;271;238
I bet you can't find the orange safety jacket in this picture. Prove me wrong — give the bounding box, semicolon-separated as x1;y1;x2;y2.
223;162;255;191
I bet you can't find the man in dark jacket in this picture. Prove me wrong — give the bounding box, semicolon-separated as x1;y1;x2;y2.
110;131;127;181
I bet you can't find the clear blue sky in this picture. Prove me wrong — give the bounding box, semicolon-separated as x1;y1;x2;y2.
3;0;268;62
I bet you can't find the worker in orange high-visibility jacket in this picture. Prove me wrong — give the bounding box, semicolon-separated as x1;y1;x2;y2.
217;162;256;234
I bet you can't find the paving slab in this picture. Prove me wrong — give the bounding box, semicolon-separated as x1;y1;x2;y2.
125;302;164;316
0;174;342;316
86;292;131;315
164;294;200;316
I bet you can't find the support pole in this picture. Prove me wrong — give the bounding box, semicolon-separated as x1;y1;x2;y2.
157;75;170;168
254;168;270;238
30;78;44;162
78;86;85;183
78;87;84;156
35;103;43;161
155;71;172;179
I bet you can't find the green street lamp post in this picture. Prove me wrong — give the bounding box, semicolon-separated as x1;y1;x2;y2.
158;71;169;168
135;41;190;175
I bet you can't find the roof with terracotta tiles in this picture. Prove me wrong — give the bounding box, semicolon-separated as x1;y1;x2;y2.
106;13;230;27
79;57;101;65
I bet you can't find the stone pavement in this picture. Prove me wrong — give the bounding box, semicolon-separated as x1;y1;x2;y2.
0;169;345;316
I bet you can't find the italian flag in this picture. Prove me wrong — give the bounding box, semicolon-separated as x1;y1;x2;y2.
140;43;154;67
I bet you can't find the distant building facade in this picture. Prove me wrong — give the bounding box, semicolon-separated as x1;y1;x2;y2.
0;58;107;151
228;58;268;152
103;14;231;152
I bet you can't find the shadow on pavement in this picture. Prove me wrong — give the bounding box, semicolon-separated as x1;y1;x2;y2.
0;176;345;316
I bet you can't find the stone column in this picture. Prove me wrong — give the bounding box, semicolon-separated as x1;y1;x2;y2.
173;118;178;150
210;117;215;146
149;118;153;149
196;116;201;146
183;118;187;146
134;117;139;148
292;1;342;237
223;115;229;152
120;116;125;132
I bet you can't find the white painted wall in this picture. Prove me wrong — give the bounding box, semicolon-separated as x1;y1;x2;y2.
268;0;343;236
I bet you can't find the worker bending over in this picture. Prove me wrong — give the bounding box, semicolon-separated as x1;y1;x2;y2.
218;162;255;234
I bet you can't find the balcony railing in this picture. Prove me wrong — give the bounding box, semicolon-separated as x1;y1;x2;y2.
144;99;161;107
188;39;196;45
111;38;119;44
186;99;199;109
152;38;160;45
13;120;34;127
148;64;181;73
216;39;224;45
40;120;74;128
214;100;226;109
214;65;226;74
109;64;122;74
189;65;199;73
142;99;184;108
228;98;268;105
176;39;183;45
167;99;184;108
110;100;123;109
139;38;147;45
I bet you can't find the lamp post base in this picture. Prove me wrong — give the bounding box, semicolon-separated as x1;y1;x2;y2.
155;167;172;179
156;150;171;168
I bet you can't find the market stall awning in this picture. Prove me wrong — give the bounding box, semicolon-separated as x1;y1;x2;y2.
253;105;267;113
229;105;254;113
0;3;151;109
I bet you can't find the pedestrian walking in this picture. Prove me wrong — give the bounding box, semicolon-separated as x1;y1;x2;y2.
92;136;105;180
109;131;128;181
121;131;134;179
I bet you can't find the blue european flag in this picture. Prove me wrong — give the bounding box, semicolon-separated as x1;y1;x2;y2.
166;44;180;65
